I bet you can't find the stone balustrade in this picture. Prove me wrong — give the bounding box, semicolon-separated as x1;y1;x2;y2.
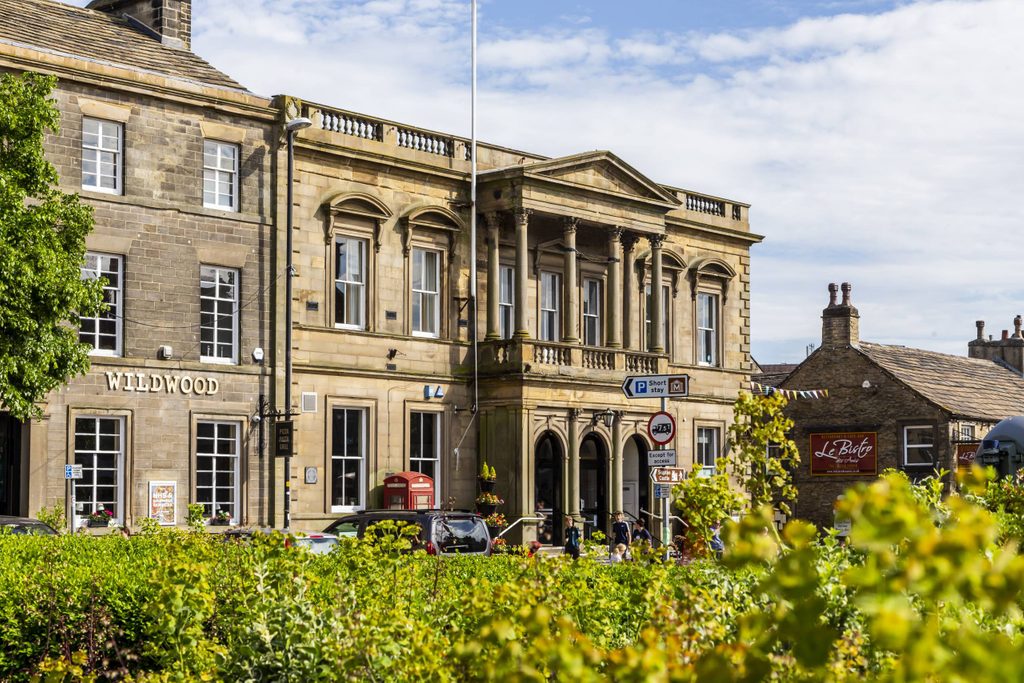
480;339;666;378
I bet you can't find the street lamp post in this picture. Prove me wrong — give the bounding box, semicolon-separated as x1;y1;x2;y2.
283;116;311;531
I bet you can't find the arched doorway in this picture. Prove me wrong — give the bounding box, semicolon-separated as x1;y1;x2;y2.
622;435;649;526
580;433;608;539
535;432;563;545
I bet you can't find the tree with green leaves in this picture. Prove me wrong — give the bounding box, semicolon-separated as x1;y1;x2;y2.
723;391;801;514
0;72;102;420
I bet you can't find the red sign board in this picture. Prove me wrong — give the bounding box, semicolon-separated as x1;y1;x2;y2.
810;431;877;476
956;442;980;470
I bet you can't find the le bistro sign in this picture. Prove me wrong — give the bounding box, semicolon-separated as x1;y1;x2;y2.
810;431;877;476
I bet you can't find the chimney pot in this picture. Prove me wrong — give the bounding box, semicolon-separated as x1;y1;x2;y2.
976;320;985;340
1002;330;1009;341
1015;315;1022;338
840;282;852;306
827;283;838;307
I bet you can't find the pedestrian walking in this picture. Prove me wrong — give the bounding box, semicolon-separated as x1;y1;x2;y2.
709;521;724;558
564;516;581;560
632;519;652;547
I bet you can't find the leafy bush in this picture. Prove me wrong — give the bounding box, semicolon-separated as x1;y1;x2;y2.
5;467;1024;681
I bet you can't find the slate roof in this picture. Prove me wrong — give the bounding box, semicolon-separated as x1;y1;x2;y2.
0;0;246;92
858;341;1024;421
752;362;799;388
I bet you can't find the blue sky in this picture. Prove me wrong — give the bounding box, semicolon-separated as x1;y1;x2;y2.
70;1;1024;362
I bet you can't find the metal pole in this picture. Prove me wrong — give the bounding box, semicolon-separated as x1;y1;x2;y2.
470;0;479;414
284;129;295;531
661;396;670;561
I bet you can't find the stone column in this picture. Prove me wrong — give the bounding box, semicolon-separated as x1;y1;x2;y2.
513;208;531;338
649;234;665;353
562;218;579;343
606;228;623;348
621;233;639;350
484;213;501;340
611;411;623;514
568;408;580;521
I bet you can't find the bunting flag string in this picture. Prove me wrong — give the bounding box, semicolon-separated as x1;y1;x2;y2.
750;382;829;400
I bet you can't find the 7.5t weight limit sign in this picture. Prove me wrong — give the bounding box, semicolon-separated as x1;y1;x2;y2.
647;411;676;445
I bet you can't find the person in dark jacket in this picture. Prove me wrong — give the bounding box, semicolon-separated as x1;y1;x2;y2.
632;519;653;547
564;516;581;560
611;511;631;550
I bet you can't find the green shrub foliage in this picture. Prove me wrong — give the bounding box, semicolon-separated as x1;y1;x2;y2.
6;467;1024;681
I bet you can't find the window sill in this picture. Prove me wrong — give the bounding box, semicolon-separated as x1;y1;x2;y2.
203;203;238;213
200;357;238;366
88;349;122;358
82;185;121;196
334;323;367;332
412;331;439;339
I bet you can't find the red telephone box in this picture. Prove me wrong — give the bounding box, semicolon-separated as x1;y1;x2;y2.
383;471;435;510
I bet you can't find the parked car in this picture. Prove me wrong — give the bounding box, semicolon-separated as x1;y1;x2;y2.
323;510;491;556
220;527;339;555
0;516;57;536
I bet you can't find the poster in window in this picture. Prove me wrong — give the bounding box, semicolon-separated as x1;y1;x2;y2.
956;442;981;470
810;432;877;475
148;480;177;526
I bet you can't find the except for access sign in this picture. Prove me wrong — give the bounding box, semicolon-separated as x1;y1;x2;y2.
621;374;689;399
647;411;676;445
647;449;677;467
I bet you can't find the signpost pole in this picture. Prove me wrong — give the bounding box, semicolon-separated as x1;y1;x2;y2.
660;396;670;561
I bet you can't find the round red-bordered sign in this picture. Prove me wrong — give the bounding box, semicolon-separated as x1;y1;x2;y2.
647;411;676;445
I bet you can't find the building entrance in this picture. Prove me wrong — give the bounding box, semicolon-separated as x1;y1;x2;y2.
0;414;22;516
580;434;608;538
535;432;563;545
623;434;649;526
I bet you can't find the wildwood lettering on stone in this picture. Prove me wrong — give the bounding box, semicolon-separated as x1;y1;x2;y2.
105;372;219;396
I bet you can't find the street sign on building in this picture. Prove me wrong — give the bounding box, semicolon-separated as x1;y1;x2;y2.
647;412;676;445
647;449;677;467
621;374;690;399
64;464;83;480
650;466;687;484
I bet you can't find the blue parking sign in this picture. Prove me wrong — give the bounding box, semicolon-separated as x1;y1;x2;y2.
635;380;647;395
65;464;73;479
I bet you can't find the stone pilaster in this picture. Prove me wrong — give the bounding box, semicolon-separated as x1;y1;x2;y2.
484;212;501;340
513;208;531;339
607;227;623;348
649;234;665;353
621;232;639;350
562;218;579;343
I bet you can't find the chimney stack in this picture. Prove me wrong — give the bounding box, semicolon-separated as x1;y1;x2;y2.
975;320;985;340
821;282;860;348
88;0;192;50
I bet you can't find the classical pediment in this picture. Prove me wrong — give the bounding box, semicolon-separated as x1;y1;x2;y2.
520;151;681;206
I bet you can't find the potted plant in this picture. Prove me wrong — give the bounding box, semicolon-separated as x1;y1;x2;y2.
209;509;232;526
483;512;507;532
490;537;509;554
85;508;114;528
478;462;497;492
475;492;503;516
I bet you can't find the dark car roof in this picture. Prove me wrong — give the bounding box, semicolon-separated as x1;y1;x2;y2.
0;516;57;534
348;509;479;517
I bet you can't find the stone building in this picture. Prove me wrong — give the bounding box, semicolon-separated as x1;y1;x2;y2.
779;284;1024;529
0;0;277;529
969;316;1024;375
278;96;762;541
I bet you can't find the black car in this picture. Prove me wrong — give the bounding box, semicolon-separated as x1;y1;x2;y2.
0;516;58;536
323;510;491;556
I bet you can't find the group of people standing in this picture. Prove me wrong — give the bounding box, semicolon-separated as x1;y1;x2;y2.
562;511;653;561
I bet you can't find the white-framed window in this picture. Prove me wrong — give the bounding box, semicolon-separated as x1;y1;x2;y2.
331;407;366;512
645;284;670;352
79;252;122;356
203;140;239;210
412;248;440;337
696;426;720;477
82;117;122;194
73;416;124;527
904;425;935;466
583;278;602;346
410;411;441;506
196;421;241;523
540;271;561;342
335;236;367;329
499;265;515;339
200;266;238;363
697;292;719;366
